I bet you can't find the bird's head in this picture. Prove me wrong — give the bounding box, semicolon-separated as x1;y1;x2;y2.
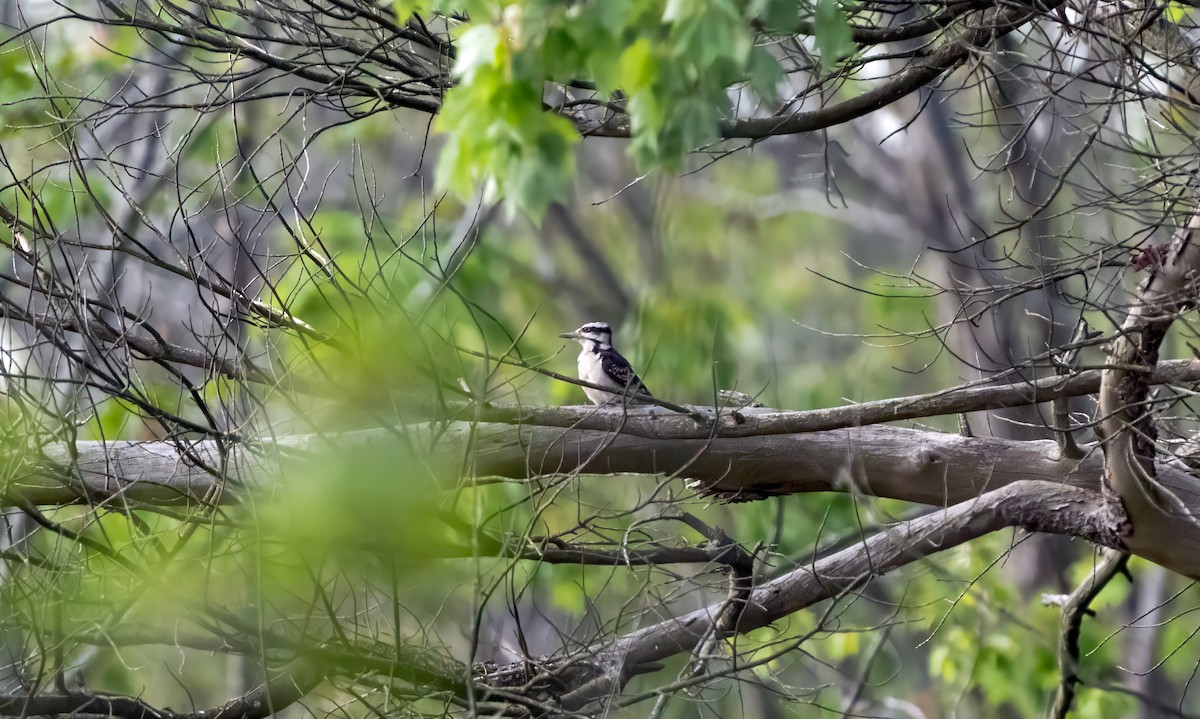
559;321;613;349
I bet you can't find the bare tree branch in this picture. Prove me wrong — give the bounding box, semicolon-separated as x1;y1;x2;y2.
479;481;1121;710
474;358;1200;439
1045;548;1130;719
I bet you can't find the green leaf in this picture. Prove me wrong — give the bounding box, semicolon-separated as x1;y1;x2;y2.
814;0;854;70
663;0;698;22
748;45;784;102
750;0;801;31
674;95;719;152
618;38;657;95
392;0;428;22
454;24;503;81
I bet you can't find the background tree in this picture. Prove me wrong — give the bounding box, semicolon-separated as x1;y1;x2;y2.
4;0;1200;717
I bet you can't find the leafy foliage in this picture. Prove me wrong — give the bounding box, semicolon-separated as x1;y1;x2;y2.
433;0;818;214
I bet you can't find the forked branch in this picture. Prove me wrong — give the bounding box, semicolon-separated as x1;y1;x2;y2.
479;481;1120;711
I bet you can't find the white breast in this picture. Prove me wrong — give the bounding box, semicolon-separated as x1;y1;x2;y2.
577;348;618;404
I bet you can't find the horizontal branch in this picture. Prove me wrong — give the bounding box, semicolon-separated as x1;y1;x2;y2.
10;406;1200;578
435;537;748;567
474;358;1200;440
0;659;320;719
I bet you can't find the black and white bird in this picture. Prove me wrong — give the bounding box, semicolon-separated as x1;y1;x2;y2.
559;321;653;405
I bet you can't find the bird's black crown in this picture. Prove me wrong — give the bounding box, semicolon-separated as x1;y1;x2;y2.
580;322;611;335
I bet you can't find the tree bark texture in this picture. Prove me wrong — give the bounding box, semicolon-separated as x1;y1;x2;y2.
8;405;1200;577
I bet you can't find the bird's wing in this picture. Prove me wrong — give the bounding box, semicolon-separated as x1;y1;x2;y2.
601;352;652;397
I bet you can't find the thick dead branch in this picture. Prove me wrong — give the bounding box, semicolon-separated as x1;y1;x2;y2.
11;406;1200;576
1100;219;1200;545
0;421;1102;507
17;355;1200;511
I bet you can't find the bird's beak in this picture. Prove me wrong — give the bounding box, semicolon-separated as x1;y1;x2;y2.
558;331;579;339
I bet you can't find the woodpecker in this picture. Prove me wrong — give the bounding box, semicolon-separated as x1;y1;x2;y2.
559;321;653;405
